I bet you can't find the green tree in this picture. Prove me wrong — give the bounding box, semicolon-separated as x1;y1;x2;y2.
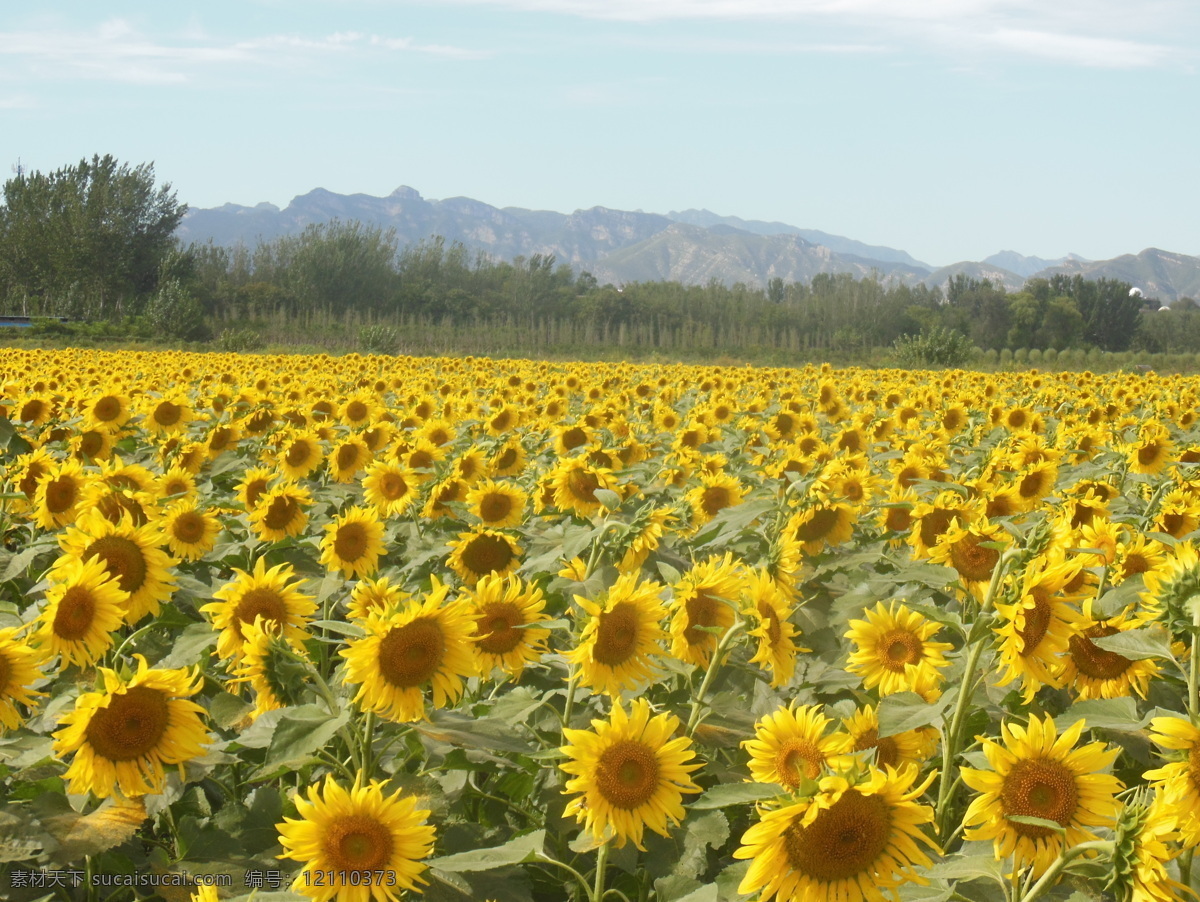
0;155;186;318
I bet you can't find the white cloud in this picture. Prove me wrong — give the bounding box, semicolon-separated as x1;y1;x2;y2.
0;20;488;85
435;0;1196;68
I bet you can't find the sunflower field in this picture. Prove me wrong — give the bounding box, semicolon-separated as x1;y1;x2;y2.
4;348;1200;902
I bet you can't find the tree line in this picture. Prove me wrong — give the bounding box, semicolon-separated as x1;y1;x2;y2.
0;155;1189;355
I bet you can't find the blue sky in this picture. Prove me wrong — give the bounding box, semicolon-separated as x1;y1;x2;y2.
2;1;1198;267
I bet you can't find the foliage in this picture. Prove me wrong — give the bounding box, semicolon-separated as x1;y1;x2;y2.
217;327;265;352
145;279;210;342
358;324;399;355
892;325;977;368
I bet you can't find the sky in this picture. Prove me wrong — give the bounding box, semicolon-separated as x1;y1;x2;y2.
2;1;1198;267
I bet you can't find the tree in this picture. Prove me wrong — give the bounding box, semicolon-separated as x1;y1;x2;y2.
0;155;186;318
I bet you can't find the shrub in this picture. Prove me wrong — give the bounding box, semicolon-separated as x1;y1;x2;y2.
1013;348;1029;364
146;280;211;342
999;348;1013;366
891;327;976;369
1043;348;1058;366
217;328;264;353
1028;349;1043;365
358;325;399;355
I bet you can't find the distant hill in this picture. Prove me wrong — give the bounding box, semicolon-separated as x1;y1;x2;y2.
176;186;1200;300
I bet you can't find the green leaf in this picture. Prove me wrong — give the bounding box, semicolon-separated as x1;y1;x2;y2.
673;885;718;902
1005;815;1065;834
427;829;545;873
877;691;956;738
1055;697;1147;733
593;488;621;509
156;620;216;669
209;691;253;729
1090;626;1174;661
255;704;350;777
310;619;366;638
690;782;783;810
674;811;728;882
0;546;41;582
927;849;1004;884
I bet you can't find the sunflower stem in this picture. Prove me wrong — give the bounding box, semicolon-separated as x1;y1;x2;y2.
534;854;594;901
361;709;376;778
936;548;1014;841
562;667;579;731
1016;840;1112;902
593;840;610;902
685;620;744;738
1189;602;1200;723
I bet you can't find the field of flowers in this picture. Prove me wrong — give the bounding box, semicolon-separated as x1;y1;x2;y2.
3;348;1200;902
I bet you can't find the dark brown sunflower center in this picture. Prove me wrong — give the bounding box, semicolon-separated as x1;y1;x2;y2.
700;487;732;517
475;601;524;654
285;443;313;468
885;507;912;533
53;586;100;640
1161;513;1189;537
851;728;900;770
1068;625;1132;680
1138;443;1163;467
345;401;369;422
44;475;80;513
209;427;234;451
334;523;369;562
683;591;722;646
84;686;170;762
494;447;518;470
783;790;892;882
777;739;824;787
567;469;600;505
460;534;514;576
593;601;641;666
323;814;394;872
1018;590;1053;655
1120;553;1150;578
86;535;148;596
244;479;269;509
263;495;302;531
234;588;288;634
1001;758;1078;837
878;630;924;671
758;602;782;644
336;444;361;470
561;427;588;450
93;397;122;422
479;493;514;523
0;651;10;689
378;618;445;688
1018;471;1049;500
19;462;48;499
172;512;207;544
949;533;999;582
378;473;409;501
595;739;660;810
154;402;182;426
79;431;106;458
918;509;955;549
796;508;839;543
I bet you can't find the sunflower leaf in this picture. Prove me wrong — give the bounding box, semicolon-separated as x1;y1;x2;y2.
1005;815;1066;834
1089;626;1174;661
253;704;350;777
428;828;545;872
876;691;956;738
689;782;783;810
156;621;217;669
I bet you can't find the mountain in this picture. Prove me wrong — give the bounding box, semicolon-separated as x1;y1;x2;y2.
1031;248;1200;304
984;250;1088;278
176;186;1200;300
667;209;931;269
588;224;929;287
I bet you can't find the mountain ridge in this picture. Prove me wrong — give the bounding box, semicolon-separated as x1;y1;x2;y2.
176;186;1200;301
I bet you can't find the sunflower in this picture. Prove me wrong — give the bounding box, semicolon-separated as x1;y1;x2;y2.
87;392;132;431
1128;422;1174;476
55;511;176;625
787;500;855;556
461;573;551;677
549;458;619;518
276;431;325;481
35;554;128;667
236;466;276;511
838;705;939;772
361;460;419;518
319;506;386;578
1011;461;1059;512
143;395;194;436
248;484;313;543
961;714;1122;877
52;654;209;799
339;393;379;429
993;557;1085;702
346;576;409;621
685;471;746;528
72;426;116;463
0;626;46;730
328;435;373;484
445;527;522;585
844;601;954;697
156;466;198;503
734;766;938;902
465;479;529;529
667;553;743;668
421;476;469;521
226;616;306;721
744;705;852;791
566;571;667;698
1059;600;1160;700
340;579;478;723
908;491;977;559
616;506;675;574
33;458;92;530
1144;717;1200;846
560;698;702;850
276;774;435;902
489;439;527;477
202;557;317;661
927;517;1007;598
743;568;803;688
160;502;221;562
